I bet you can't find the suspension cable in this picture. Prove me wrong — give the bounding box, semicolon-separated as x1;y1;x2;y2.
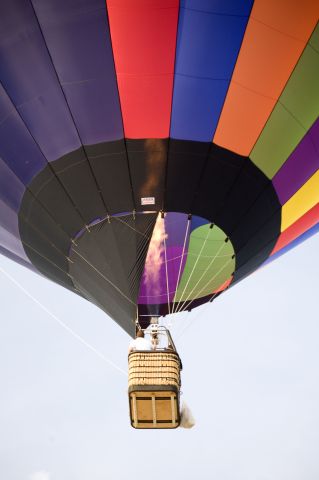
176;238;227;313
72;249;135;306
175;292;220;340
181;257;233;313
162;213;171;316
0;265;127;376
173;225;213;313
113;214;152;240
172;216;191;314
176;283;232;340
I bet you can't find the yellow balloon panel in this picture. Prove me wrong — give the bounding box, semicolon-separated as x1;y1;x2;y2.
281;170;319;232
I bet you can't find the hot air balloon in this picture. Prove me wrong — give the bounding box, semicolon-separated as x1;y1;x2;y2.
0;0;318;425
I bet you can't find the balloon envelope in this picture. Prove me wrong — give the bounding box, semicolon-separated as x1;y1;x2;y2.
0;0;318;335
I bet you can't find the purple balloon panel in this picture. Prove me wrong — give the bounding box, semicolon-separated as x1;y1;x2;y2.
0;160;32;266
0;158;27;212
138;245;187;306
31;0;124;144
0;223;29;262
0;0;81;161
0;245;35;271
273;118;319;205
0;86;47;186
0;197;20;238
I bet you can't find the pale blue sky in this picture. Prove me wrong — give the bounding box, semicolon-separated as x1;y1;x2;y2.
1;234;319;480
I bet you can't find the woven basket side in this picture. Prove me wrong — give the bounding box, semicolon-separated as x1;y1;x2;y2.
128;352;181;388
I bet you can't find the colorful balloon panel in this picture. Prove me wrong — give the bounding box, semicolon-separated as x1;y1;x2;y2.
281;170;319;232
138;212;190;307
0;0;318;335
266;221;319;268
251;23;319;179
31;0;124;144
213;0;318;156
170;0;253;141
273;118;319;206
107;0;179;138
173;222;235;303
272;203;319;256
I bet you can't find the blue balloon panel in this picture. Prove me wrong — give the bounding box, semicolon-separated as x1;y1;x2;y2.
181;0;253;16
170;0;253;141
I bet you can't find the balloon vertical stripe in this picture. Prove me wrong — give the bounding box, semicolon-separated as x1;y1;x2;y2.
170;0;253;142
281;170;319;232
0;1;317;333
107;0;179;138
273;118;319;205
250;24;319;178
0;0;81;161
214;0;319;156
31;0;124;144
272;202;319;256
265;222;319;267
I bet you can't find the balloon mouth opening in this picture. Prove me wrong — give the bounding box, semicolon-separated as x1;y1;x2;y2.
136;211;236;317
67;210;235;322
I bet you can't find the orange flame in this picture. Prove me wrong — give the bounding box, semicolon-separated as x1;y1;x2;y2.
144;213;167;296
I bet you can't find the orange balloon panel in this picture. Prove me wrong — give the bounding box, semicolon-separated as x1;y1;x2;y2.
212;276;233;294
213;0;319;155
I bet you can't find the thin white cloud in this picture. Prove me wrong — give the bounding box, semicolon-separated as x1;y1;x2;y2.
29;471;51;480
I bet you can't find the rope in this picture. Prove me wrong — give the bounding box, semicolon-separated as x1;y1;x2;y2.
172;217;190;314
15;210;148;308
0;265;127;376
175;286;231;340
163;251;233;263
21;217;138;307
173;225;212;313
72;249;135;306
181;257;233;313
176;239;227;313
113;214;152;240
163;215;171;315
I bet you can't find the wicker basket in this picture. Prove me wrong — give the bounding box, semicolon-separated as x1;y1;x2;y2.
128;351;181;388
128;351;181;429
